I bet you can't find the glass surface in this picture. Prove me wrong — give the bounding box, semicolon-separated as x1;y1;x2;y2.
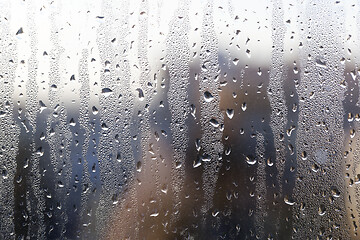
0;0;359;239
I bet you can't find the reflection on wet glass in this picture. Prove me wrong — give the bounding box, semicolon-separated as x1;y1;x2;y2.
0;0;360;239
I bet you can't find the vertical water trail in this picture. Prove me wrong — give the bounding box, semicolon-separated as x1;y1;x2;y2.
166;0;191;223
293;1;348;238
0;1;20;238
46;2;73;237
11;1;33;238
199;0;224;216
254;132;266;239
24;1;44;238
268;0;288;204
342;1;360;237
95;0;136;238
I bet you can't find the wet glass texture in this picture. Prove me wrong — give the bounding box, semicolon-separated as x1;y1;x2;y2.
1;0;360;239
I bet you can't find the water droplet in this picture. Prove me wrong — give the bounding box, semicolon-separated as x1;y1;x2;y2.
212;209;219;217
284;195;295;206
204;91;214;102
233;58;239;65
350;129;356;138
39;100;47;113
92;106;98;115
318;205;326;216
202;60;210;72
161;184;168;194
241;102;247;111
2;168;8;179
36;147;44;157
154;131;160;141
136;88;144;101
116;152;122;162
150;211;159;217
101;123;109;130
58;181;64;188
245;155;256;165
267;158;274;167
201;154;211;162
136;161;142;172
190;104;196;118
101;88;113;97
226;109;234;119
175;161;182;169
69;118;76;126
311;163;319;172
210;118;219;127
0;110;6;118
195;138;201;152
315;56;327;68
112;194;119;205
246;49;251;58
348;113;354;122
257;67;262;76
301;151;307;160
193;159;201;168
40;132;45;141
225;146;231;155
16;27;23;35
240;128;244;134
331;187;340;198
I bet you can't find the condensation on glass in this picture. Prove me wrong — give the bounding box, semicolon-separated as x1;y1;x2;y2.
0;0;359;239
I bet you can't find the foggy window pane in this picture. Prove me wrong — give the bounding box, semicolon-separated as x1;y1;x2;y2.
0;0;359;239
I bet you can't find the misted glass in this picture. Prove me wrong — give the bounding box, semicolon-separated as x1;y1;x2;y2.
0;0;359;239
